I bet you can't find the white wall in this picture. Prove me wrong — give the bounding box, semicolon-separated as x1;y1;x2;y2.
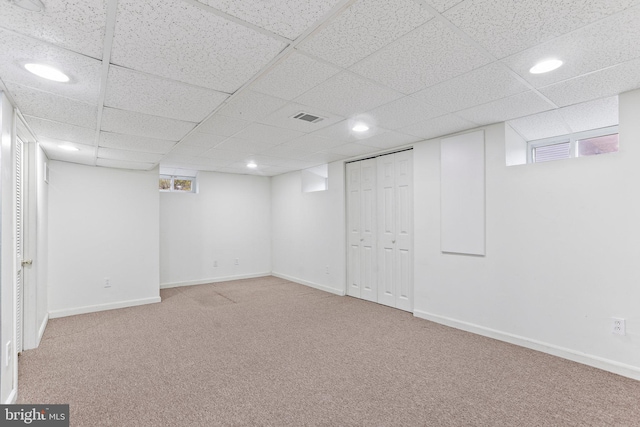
160;171;271;287
271;161;346;295
35;145;48;340
413;89;640;378
48;161;160;317
0;92;17;403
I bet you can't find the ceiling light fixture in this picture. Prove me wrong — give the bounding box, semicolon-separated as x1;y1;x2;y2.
24;63;69;82
59;144;79;151
247;162;257;169
11;0;45;12
352;123;369;132
529;59;563;74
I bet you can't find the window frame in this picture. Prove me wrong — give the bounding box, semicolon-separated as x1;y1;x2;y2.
159;174;196;193
527;125;619;164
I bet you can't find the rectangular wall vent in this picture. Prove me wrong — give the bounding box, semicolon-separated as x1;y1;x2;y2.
291;112;325;124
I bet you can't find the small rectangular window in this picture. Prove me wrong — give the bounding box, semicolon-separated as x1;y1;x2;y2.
577;133;619;157
159;175;196;193
533;141;571;163
528;126;618;164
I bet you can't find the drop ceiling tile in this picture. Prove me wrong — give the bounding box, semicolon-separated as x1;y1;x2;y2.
6;82;97;128
420;0;465;12
278;159;328;170
299;0;433;68
252;52;341;100
311;119;386;143
539;58;640;107
0;30;102;104
400;114;477;140
39;137;95;164
198;115;251;136
233;123;305;145
164;144;210;157
559;96;619;133
258;146;314;160
279;134;344;152
181;132;227;148
259;166;298;177
26;116;95;145
354;131;421;149
350;19;491;94
214;137;274;153
101;108;196;141
197;0;342;39
97;147;164;163
0;0;106;58
365;97;445;130
327;143;380;157
504;7;640;88
99;132;177;154
507;110;571;141
258;102;344;133
411;62;530;113
105;66;229;122
96;158;156;171
240;154;289;166
295;72;404;117
443;0;640;59
301;151;348;164
218;163;269;175
162;153;230;167
199;149;247;162
219;90;288;122
111;0;285;92
456;91;554;126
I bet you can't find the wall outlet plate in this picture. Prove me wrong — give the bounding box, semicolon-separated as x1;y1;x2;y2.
612;317;625;335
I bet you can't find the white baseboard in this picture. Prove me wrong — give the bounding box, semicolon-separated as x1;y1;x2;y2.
414;309;640;381
5;388;17;404
49;297;161;319
271;272;345;296
160;272;272;289
36;314;48;347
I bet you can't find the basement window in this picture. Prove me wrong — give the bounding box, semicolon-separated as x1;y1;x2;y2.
301;164;328;193
159;175;196;193
528;126;619;163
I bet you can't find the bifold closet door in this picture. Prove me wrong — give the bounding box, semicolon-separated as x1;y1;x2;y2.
346;159;377;302
377;151;413;311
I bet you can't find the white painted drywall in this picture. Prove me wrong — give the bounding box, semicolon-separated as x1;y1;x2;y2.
0;92;16;403
47;161;160;317
159;171;271;287
414;89;640;377
35;145;48;340
271;161;346;295
505;123;527;166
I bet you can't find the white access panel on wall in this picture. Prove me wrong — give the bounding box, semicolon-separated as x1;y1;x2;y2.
346;150;413;312
440;130;485;255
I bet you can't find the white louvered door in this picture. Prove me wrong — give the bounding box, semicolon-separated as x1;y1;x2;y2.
15;137;24;353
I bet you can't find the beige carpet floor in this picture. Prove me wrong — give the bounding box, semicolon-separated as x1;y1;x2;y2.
17;276;640;426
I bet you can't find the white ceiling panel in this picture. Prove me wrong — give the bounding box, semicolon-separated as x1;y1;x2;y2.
162;153;232;166
279;134;345;152
233;123;305;145
400;114;477;140
365;97;445;130
299;0;433;68
301;151;347;164
198;114;251;137
99;132;177;154
161;144;210;157
96;158;156;171
97;147;164;163
539;58;640;107
0;0;106;59
196;0;342;39
559;96;619;133
25;116;95;145
421;0;465;13
252;52;341;100
443;0;640;59
311;118;386;143
6;82;97;128
214;137;274;153
504;7;640;88
295;72;404;117
456;91;554;126
199;148;249;162
258;102;344;132
327;143;380;157
507;110;571;141
219;90;288;122
0;30;102;104
350;19;491;94
258;145;316;160
180;132;227;148
101;108;196;141
239;154;289;166
104;66;229;122
111;0;286;93
353;131;421;149
412;62;530;113
279;159;328;170
38;137;95;165
258;166;299;177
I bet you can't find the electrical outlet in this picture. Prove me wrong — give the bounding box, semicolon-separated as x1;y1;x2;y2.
325;265;329;274
213;260;217;268
235;258;239;265
612;317;625;335
104;278;111;288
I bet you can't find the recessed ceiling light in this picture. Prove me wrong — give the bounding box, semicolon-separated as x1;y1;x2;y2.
24;63;69;82
59;145;79;151
352;123;369;132
11;0;45;12
247;162;257;169
529;59;563;74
